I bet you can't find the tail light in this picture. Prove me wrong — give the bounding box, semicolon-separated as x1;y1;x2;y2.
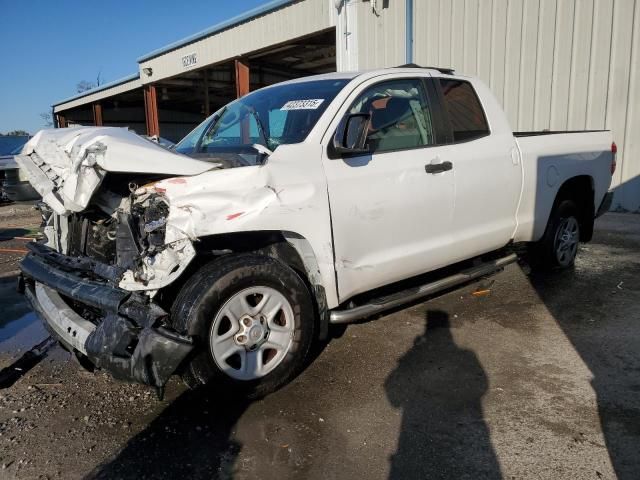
611;142;617;175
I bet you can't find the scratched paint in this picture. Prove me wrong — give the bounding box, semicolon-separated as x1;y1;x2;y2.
226;212;244;220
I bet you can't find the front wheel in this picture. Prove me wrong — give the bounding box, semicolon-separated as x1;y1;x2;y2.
529;199;581;270
171;254;316;398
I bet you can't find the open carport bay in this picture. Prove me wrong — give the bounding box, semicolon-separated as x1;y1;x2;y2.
0;212;638;479
55;28;337;143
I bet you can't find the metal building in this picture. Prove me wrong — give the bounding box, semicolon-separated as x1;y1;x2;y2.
52;0;639;211
53;0;338;141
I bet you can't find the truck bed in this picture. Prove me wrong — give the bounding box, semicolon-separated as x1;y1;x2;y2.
513;129;613;244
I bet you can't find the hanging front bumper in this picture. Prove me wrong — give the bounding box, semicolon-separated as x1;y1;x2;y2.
19;244;194;389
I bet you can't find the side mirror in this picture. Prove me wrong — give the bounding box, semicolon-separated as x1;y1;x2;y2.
332;113;371;156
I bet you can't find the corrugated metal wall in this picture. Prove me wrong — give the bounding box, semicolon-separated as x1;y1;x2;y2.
354;0;639;211
355;1;407;69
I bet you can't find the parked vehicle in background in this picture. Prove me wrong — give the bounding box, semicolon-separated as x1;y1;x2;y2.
16;66;614;399
0;137;39;202
0;135;30;156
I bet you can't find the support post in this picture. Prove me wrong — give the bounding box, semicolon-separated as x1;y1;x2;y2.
203;69;210;117
92;103;103;126
56;114;67;128
235;59;251;143
144;85;160;137
405;0;414;64
234;59;250;98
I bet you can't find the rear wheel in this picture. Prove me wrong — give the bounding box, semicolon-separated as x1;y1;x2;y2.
171;254;316;398
553;215;580;267
529;199;581;269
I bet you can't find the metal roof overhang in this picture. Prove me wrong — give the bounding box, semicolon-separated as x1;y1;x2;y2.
137;0;334;84
137;0;297;63
53;74;142;113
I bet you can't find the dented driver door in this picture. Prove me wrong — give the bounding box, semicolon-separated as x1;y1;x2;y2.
323;76;455;303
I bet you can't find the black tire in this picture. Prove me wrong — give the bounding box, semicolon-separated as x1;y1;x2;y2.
529;199;581;270
171;253;316;399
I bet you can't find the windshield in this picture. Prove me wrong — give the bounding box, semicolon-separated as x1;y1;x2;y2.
174;79;349;161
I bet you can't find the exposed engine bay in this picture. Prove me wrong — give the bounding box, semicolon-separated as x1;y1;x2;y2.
13;128;220;392
39;175;196;295
14;127;219;297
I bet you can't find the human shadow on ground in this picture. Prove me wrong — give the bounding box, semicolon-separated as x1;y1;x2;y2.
384;309;502;479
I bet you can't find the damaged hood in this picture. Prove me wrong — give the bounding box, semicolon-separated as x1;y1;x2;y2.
15;127;215;214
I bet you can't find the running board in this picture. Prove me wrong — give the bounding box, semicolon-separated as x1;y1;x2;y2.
329;253;518;325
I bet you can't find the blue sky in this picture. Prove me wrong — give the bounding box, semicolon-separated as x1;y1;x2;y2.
0;0;268;134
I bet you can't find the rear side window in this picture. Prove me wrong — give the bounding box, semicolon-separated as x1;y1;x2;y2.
439;79;489;142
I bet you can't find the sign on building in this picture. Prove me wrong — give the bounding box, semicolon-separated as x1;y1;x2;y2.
181;52;198;69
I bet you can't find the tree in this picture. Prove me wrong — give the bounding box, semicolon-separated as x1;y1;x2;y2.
40;112;53;128
76;71;103;93
76;80;96;93
2;130;30;136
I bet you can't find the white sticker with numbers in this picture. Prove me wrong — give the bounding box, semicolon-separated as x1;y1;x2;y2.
280;99;325;110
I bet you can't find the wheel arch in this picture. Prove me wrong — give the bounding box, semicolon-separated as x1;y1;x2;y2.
552;175;595;242
185;230;331;340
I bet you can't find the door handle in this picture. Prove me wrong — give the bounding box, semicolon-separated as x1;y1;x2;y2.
424;161;453;174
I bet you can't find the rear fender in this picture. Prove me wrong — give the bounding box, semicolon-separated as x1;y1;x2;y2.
552;176;595;242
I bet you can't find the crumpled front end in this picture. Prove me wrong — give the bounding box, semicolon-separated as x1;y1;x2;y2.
19;186;197;390
16;127;216;294
20;242;194;391
16;126;302;389
14;127;221;389
31;175;198;294
15;126;213;215
20;180;195;389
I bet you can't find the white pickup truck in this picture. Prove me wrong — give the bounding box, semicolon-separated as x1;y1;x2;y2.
17;66;615;398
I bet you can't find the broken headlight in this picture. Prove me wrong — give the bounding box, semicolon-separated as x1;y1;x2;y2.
140;195;169;250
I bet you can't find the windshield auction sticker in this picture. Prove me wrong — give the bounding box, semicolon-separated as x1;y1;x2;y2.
280;99;325;110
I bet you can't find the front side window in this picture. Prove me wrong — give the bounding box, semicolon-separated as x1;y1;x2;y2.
438;79;490;142
348;79;435;153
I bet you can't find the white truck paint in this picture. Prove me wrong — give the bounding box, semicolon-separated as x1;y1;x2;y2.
19;68;613;307
18;67;614;391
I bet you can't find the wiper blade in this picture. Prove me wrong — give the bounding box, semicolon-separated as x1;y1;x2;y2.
251;143;273;156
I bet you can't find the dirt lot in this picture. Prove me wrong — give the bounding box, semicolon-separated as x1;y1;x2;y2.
0;204;638;480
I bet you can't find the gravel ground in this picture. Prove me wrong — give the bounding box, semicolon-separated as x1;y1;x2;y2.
0;202;41;278
0;206;638;480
